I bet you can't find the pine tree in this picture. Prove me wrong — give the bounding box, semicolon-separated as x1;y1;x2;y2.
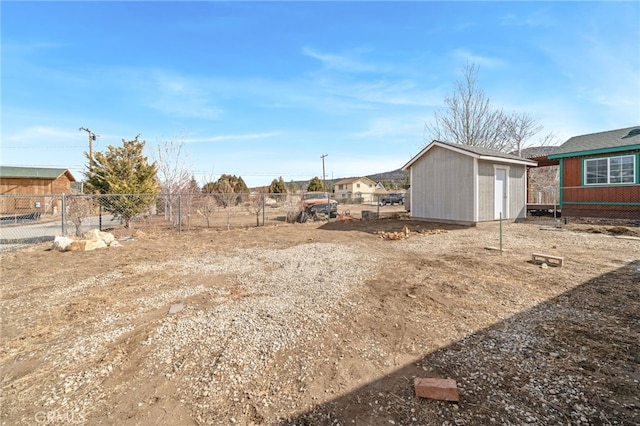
201;181;216;193
270;176;287;200
211;174;248;209
85;135;158;228
214;174;248;194
307;176;323;192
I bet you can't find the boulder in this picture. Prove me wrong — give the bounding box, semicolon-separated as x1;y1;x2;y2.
84;229;115;245
67;239;107;252
52;236;74;252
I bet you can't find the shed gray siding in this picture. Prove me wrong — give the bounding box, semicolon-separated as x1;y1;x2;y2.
404;141;535;224
509;165;527;219
410;146;475;222
477;161;528;221
477;161;495;221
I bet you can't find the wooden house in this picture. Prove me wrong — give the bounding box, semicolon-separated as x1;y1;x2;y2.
402;140;537;225
0;166;76;215
547;126;640;220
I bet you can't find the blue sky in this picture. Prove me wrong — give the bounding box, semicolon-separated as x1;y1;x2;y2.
2;1;639;188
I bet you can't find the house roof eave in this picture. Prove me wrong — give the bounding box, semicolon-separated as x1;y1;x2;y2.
548;144;640;160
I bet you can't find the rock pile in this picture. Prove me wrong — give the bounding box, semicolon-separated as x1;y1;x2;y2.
52;229;120;252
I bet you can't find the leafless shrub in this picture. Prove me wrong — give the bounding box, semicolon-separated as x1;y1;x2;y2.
66;195;94;237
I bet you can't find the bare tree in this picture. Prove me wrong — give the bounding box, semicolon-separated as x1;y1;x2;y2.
216;181;238;231
196;193;218;228
426;62;547;154
153;137;192;222
244;191;265;227
196;171;218;227
66;195;94;237
506;113;558;157
181;176;199;231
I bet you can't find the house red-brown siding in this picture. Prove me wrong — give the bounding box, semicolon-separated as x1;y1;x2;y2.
560;152;640;220
562;157;582;187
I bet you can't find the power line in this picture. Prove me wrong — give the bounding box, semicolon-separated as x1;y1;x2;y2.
1;145;85;149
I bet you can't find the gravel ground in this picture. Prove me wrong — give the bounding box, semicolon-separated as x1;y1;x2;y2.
1;217;638;425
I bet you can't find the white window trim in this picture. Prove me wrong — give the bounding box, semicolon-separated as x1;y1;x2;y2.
584;155;636;185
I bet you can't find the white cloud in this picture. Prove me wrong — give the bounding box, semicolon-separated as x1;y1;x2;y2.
536;26;640;130
499;10;552;28
302;47;384;74
452;49;507;69
350;116;424;140
2;40;68;54
4;126;79;142
184;132;280;144
144;72;224;120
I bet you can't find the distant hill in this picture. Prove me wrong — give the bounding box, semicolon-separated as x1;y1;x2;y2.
280;168;409;192
366;168;409;185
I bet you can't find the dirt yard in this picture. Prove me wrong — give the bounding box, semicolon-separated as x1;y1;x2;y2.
1;212;639;425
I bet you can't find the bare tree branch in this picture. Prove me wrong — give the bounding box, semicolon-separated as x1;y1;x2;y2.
153;137;192;221
426;62;549;155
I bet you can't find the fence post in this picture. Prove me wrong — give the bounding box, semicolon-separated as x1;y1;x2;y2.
499;212;503;255
262;194;266;226
99;197;103;231
178;194;182;234
61;194;67;236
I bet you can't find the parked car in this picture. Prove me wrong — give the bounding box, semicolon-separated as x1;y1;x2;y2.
379;193;405;205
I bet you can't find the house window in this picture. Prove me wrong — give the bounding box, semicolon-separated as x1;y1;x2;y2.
356;183;360;188
585;155;636;185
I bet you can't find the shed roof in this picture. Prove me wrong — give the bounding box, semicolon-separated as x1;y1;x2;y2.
548;126;640;159
402;140;537;170
0;166;76;181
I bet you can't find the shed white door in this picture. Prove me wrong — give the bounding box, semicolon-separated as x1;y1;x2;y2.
494;168;507;219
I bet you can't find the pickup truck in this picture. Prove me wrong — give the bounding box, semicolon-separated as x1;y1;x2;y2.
300;192;337;211
298;192;338;220
379;193;405;205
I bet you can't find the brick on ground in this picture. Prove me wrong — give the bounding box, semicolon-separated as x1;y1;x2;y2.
414;377;460;402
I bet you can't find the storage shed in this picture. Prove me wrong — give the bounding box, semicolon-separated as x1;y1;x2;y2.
0;166;76;215
402;141;537;225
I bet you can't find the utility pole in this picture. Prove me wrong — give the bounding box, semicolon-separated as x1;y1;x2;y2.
79;127;98;174
320;154;328;191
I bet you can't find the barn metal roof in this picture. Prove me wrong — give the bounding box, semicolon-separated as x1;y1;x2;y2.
0;166;76;181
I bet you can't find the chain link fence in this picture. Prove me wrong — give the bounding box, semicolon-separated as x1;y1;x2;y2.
6;188;633;249
559;185;640;222
526;184;639;223
0;192;326;249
